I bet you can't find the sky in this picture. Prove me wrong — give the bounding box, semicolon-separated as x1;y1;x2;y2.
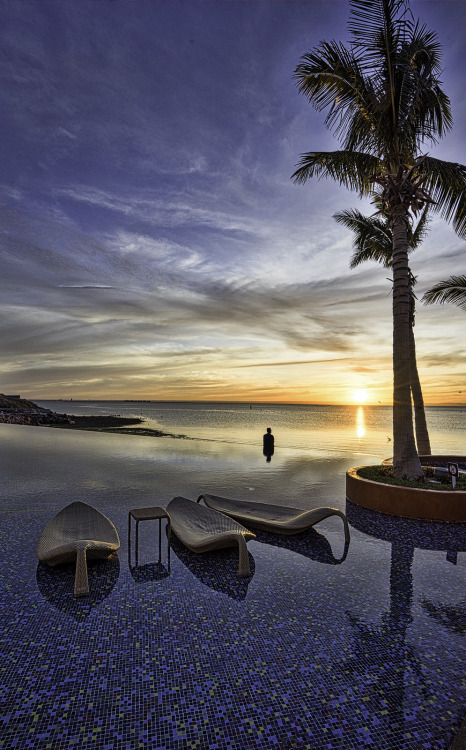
1;0;465;405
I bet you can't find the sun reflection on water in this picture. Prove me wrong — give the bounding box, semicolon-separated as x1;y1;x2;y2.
356;406;366;439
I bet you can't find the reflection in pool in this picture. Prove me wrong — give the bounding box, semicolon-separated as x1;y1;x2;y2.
36;555;120;621
169;534;255;602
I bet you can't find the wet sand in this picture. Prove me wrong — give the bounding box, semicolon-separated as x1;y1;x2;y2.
51;415;190;439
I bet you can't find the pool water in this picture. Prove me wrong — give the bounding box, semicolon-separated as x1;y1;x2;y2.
0;406;464;749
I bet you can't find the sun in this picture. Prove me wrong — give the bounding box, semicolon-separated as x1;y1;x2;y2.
352;388;368;404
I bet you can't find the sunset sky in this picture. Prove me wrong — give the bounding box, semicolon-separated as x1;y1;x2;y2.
1;0;465;405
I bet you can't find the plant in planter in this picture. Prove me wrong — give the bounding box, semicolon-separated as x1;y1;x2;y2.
357;464;466;491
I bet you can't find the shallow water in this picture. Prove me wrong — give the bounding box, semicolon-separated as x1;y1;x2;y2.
0;403;464;749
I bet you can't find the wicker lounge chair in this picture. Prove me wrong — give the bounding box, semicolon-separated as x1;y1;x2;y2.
166;496;256;576
36;501;120;597
197;494;350;541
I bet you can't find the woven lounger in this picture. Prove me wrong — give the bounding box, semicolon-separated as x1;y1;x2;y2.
197;494;350;541
166;496;256;576
36;501;120;597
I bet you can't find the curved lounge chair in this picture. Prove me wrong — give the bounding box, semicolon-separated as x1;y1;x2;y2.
36;501;120;597
197;494;350;542
166;496;256;576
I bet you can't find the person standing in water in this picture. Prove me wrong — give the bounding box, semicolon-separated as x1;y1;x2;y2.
263;427;274;462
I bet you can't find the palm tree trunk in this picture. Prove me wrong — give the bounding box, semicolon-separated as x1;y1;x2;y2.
392;212;424;479
409;326;431;455
408;276;431;455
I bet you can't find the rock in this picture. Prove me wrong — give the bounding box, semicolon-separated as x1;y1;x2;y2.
0;393;72;426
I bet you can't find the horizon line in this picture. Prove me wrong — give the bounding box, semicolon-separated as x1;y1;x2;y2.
28;397;465;408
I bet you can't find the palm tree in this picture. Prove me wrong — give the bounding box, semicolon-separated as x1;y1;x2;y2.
292;0;466;479
334;205;432;454
422;275;466;311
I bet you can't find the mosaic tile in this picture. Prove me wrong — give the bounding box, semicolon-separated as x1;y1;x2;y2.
0;502;464;749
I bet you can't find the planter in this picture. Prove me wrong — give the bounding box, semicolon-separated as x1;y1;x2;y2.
346;461;466;523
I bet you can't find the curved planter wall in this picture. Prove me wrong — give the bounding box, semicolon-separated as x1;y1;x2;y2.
346;465;466;523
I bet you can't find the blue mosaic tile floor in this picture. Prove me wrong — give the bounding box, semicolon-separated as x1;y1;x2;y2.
0;500;464;749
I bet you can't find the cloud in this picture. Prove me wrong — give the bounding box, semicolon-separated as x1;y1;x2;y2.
57;285;115;289
235;357;353;369
0;0;465;402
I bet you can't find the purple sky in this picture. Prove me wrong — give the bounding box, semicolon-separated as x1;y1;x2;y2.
1;0;465;404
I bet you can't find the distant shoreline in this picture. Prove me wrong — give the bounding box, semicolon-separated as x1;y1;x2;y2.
35;399;466;408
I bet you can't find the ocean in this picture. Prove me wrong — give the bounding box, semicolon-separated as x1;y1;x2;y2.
35;400;466;456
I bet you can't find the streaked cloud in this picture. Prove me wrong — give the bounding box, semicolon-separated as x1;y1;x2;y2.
0;0;465;404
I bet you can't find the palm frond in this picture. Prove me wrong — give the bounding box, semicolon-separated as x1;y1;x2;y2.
349;0;408;66
335;200;428;267
291;151;380;197
370;193;388;216
396;23;452;151
293;42;378;150
411;207;430;249
422;276;466;311
416;157;466;237
404;20;443;73
295;1;452;161
333;208;393;267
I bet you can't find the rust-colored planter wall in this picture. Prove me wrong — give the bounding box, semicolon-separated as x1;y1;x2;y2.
346;465;466;523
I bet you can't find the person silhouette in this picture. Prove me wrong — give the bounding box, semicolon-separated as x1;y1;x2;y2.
263;427;274;462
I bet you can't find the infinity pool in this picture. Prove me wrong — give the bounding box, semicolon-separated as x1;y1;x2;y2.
1;421;464;749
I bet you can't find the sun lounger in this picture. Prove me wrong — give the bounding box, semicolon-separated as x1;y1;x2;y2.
36;501;120;597
166;496;256;576
197;494;350;542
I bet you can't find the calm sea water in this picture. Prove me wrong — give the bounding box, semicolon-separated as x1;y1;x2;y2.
38;400;466;454
37;400;466;451
2;402;464;514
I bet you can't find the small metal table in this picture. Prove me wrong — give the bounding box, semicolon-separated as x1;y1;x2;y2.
128;506;171;568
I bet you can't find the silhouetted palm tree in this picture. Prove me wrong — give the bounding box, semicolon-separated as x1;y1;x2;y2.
292;0;466;478
334;205;431;454
422;275;466;311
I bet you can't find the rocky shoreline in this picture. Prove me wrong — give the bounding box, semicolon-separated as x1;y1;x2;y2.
0;394;71;426
0;394;189;438
0;394;143;429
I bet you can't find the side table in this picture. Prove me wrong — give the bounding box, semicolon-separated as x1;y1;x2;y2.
128;506;171;568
